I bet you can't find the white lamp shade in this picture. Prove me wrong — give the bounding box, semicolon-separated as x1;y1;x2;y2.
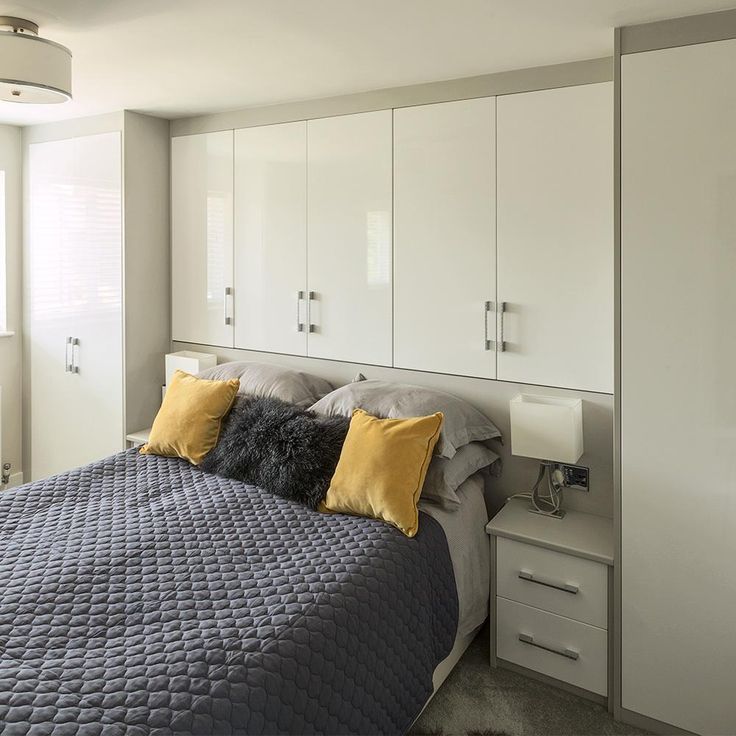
510;394;583;463
165;351;217;386
0;31;72;103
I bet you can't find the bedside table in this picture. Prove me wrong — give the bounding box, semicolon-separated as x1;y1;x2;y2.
486;498;613;708
126;428;151;449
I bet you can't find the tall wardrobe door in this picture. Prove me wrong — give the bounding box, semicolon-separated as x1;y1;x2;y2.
234;122;307;355
29;132;123;480
307;111;392;365
171;130;234;347
621;40;736;735
394;98;496;378
497;83;613;393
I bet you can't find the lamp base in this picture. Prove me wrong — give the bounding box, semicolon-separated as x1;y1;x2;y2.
526;460;566;519
528;505;566;520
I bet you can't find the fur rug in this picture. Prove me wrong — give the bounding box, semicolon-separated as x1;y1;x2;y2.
202;396;349;509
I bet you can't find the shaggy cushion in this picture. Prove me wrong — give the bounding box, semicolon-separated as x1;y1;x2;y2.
201;396;349;509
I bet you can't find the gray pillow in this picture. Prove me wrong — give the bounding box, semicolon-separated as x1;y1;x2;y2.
309;379;502;459
422;443;500;508
197;361;333;407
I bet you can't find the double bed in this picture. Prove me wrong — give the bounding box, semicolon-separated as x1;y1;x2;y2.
0;449;489;735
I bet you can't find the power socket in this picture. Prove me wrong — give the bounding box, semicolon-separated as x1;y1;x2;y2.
554;463;589;492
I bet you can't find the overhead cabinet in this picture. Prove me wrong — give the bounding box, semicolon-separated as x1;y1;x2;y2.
171;82;613;392
171;130;234;347
306;110;393;365
234;121;307;355
394;98;497;379
496;82;613;393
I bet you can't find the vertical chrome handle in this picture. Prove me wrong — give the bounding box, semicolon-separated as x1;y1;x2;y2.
224;286;233;326
484;301;495;351
307;291;316;333
296;290;305;332
65;337;73;372
498;301;507;352
71;337;80;374
518;633;579;661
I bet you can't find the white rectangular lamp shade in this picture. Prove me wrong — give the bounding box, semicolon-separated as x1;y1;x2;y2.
165;351;217;386
510;394;583;464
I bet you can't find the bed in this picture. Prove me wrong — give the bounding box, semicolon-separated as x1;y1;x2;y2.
0;449;489;735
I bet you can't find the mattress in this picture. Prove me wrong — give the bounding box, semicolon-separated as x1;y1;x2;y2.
420;473;490;640
0;450;458;736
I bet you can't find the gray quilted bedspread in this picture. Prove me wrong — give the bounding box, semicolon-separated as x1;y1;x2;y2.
0;450;458;736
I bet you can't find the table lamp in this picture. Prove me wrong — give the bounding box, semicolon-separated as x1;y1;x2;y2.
509;394;584;519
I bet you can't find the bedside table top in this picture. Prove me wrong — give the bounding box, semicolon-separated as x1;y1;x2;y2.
486;498;613;566
126;428;152;444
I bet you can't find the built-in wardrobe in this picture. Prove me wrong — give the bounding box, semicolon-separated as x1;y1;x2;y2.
25;112;170;480
619;16;736;736
171;78;613;394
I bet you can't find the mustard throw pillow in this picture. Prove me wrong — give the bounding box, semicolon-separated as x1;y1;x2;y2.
140;370;239;465
321;409;443;537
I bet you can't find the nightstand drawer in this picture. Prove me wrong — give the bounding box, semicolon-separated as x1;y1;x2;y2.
497;597;607;696
496;537;608;628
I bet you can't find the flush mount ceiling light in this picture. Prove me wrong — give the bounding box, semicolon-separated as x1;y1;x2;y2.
0;16;71;103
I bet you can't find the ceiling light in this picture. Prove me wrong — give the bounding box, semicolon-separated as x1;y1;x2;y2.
0;16;71;103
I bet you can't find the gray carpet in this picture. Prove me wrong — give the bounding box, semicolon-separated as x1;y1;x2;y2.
410;625;648;736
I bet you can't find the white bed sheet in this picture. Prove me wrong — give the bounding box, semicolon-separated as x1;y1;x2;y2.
419;472;490;638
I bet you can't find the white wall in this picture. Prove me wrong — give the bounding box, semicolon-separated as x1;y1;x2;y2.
0;125;22;483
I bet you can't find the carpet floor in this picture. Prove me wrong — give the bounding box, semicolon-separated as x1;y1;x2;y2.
410;625;648;736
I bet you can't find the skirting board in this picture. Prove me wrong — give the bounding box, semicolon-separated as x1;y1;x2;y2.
615;707;695;736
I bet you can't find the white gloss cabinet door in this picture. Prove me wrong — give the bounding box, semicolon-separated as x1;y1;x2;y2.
621;41;736;736
394;98;496;378
497;83;613;393
29;133;123;480
306;111;392;365
234;122;307;355
171;131;234;347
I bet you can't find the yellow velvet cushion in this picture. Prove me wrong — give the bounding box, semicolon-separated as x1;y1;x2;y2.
140;370;240;465
321;408;444;537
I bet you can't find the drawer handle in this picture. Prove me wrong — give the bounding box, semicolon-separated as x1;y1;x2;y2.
518;570;579;595
518;633;579;661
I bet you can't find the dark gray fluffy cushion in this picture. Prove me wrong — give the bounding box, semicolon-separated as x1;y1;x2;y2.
201;396;350;509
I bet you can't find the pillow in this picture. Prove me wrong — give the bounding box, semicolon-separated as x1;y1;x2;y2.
201;396;350;509
321;409;443;537
310;379;501;459
141;370;239;465
197;361;333;407
422;442;500;508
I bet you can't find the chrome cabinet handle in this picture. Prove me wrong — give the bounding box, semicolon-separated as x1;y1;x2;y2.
65;337;73;372
518;633;579;661
484;301;495;351
224;286;233;326
498;301;507;352
296;290;305;332
518;570;579;595
307;291;316;333
71;337;80;374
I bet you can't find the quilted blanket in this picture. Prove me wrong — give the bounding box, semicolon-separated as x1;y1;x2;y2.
0;450;458;735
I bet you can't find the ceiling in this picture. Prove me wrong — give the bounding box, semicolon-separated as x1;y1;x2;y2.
1;0;735;126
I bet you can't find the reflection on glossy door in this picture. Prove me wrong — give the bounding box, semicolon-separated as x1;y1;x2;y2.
306;111;392;366
234;122;307;355
172;130;234;347
29;132;123;479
